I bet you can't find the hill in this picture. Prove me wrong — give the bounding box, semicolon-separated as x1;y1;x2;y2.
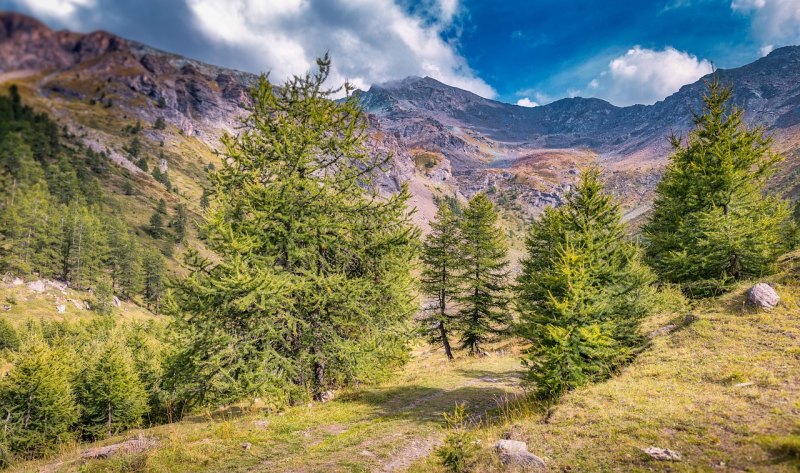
7;272;798;472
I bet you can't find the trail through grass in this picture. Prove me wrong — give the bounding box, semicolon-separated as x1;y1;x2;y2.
14;344;523;473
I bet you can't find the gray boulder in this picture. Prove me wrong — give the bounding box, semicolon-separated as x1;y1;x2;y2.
494;439;545;469
643;446;682;461
747;283;779;310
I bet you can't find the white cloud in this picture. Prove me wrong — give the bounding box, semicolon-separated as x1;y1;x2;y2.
732;0;800;51
12;0;94;26
760;44;775;56
515;97;539;107
585;46;713;106
185;0;496;98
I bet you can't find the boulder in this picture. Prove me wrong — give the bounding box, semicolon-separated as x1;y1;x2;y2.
318;390;335;403
80;436;157;460
494;439;545;469
747;283;779;310
56;304;66;313
27;280;46;293
113;296;122;307
643;446;681;461
11;277;23;286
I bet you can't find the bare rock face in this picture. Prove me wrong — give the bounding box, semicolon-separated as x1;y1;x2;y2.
80;436;157;460
643;446;682;461
27;280;46;293
747;283;780;310
494;439;546;469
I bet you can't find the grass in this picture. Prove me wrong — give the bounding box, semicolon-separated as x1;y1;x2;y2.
7;279;798;472
0;281;156;328
10;344;523;472
407;281;800;472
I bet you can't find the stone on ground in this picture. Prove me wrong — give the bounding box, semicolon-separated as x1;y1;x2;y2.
80;436;157;460
494;439;545;468
747;283;779;310
643;446;682;461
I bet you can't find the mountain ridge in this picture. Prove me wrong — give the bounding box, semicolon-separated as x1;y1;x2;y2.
2;10;800;227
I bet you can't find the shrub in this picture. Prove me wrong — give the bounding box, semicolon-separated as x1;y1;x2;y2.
436;403;477;472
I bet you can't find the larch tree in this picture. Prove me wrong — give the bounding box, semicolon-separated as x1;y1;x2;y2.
516;168;656;401
168;56;418;406
455;194;510;356
643;77;789;296
419;201;462;360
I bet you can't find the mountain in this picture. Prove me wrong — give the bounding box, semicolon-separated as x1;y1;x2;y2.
2;11;800;229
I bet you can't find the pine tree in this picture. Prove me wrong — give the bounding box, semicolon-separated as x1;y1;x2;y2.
170;204;188;243
77;339;148;437
199;188;210;209
644;78;789;296
419;201;462;360
455;194;510;355
106;217;143;298
0;338;78;456
0;318;19;351
516;169;656;401
148;209;164;238
168;56;418;406
141;248;165;313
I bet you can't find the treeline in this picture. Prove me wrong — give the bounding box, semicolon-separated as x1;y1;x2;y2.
0;86;168;310
421;77;795;403
0;319;169;466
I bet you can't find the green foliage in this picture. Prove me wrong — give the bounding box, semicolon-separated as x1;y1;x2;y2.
142;247;165;313
0;318;19;351
77;338;148;437
153;117;166;130
436;403;477;472
455;194;510;355
148;209;165;238
168;56;418;407
170;204;188;243
0;337;78;458
127;136;142;159
516;169;656;401
92;276;115;315
135;156;148;172
644;78;789;297
419;201;462;360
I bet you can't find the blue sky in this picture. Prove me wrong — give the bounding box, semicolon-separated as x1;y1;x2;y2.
2;0;799;106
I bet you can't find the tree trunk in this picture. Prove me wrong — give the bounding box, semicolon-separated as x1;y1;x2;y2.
438;320;454;361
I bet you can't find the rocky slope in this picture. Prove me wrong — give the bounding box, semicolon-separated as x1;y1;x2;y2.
2;11;799;228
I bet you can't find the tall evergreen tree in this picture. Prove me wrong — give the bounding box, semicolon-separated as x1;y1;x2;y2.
455;194;510;355
644;78;789;296
141;248;165;313
77;339;148;437
168;56;418;406
170;203;188;243
0;338;78;457
516;169;655;400
419;201;462;360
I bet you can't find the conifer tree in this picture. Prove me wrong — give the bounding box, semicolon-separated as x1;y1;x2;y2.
170;204;188;243
141;248;165;313
644;78;789;296
419;201;462;360
455;194;510;355
169;56;418;405
0;338;78;456
77;339;147;437
516;169;655;400
148;208;164;238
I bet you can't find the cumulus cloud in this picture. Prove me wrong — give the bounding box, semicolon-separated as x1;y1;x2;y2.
584;46;713;106
732;0;800;51
12;0;94;27
515;97;539;107
5;0;495;99
185;0;496;98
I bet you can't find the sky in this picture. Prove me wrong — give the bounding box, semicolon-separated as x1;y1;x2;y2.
2;0;799;107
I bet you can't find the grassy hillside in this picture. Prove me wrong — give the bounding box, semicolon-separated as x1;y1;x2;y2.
8;267;800;472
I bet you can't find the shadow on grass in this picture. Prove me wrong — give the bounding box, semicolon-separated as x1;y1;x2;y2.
341;384;515;425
